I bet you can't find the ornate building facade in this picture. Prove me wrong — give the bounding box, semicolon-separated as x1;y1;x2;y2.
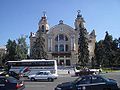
30;11;96;66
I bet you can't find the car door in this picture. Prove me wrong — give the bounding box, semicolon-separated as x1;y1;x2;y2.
42;72;49;80
91;76;106;90
76;76;91;90
35;72;43;80
6;77;17;90
0;78;6;90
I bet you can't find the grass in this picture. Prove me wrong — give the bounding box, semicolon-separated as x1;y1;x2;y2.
102;68;120;73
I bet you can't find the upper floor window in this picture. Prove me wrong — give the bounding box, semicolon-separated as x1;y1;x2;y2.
42;25;45;32
59;44;64;51
65;44;68;51
65;36;68;41
59;34;64;41
55;34;68;41
55;36;58;41
55;45;58;52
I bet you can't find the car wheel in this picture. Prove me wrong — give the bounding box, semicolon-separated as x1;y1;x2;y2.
48;78;54;82
30;77;36;81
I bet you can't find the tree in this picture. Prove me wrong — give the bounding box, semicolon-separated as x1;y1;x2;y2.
1;53;6;65
78;26;89;67
117;38;120;65
112;38;120;66
103;31;114;67
0;53;4;65
95;31;117;67
3;36;28;64
116;48;120;66
5;39;17;61
16;36;28;60
32;30;47;59
95;40;105;67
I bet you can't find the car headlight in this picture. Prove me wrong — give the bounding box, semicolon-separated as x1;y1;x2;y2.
56;87;61;90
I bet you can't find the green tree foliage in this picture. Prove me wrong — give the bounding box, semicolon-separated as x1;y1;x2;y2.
95;31;120;67
3;36;28;64
16;36;28;60
78;27;89;67
95;40;105;66
102;31;114;67
0;53;5;65
116;48;120;65
112;38;120;66
32;30;47;59
5;39;17;61
0;54;2;65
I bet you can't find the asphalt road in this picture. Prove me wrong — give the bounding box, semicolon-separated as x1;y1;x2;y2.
23;72;120;90
102;72;120;87
24;75;77;90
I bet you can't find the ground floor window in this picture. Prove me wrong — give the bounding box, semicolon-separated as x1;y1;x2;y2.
53;56;71;66
66;59;71;66
60;59;64;65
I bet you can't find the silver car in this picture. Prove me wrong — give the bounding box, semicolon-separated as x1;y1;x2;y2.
28;71;58;82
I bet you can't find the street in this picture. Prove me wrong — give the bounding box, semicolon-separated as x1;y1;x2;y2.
23;72;120;90
24;75;77;90
102;72;120;87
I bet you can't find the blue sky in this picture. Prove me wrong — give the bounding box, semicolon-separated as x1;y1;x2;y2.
0;0;120;46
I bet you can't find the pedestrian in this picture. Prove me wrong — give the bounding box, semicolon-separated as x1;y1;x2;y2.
68;70;70;74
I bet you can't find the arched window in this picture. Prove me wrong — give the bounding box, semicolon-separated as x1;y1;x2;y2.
59;34;64;41
42;25;44;32
65;36;68;41
55;36;58;41
55;45;58;52
59;44;64;51
55;34;68;41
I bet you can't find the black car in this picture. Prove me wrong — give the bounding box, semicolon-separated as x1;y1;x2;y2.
8;71;21;80
0;76;25;90
0;71;21;80
55;75;119;90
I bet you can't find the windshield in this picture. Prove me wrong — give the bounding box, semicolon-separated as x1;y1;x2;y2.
7;77;18;83
100;75;110;81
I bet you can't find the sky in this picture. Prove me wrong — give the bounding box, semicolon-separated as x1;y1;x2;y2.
0;0;120;46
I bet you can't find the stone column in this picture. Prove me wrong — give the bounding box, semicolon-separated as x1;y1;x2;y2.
51;39;52;51
58;35;60;52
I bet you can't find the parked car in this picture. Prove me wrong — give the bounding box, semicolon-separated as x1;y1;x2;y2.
0;66;5;71
0;76;25;90
55;75;119;90
75;68;95;76
0;71;21;80
28;71;58;82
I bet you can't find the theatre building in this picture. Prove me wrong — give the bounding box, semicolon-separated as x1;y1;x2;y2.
30;11;96;66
